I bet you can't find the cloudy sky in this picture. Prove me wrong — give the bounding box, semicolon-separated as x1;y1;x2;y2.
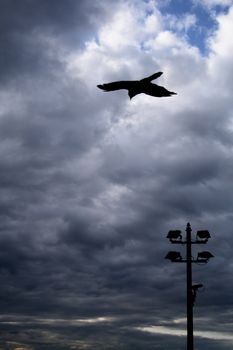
1;0;233;349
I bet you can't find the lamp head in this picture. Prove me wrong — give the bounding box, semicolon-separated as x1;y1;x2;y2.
196;230;211;240
167;230;182;241
197;251;214;261
165;251;182;262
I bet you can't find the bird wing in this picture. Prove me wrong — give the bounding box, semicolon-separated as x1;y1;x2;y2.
144;83;177;97
140;72;163;82
97;81;135;91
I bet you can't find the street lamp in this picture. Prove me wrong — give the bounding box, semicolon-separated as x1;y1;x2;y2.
165;222;214;350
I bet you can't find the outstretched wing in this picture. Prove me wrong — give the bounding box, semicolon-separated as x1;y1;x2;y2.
97;81;135;91
143;83;177;97
140;72;163;82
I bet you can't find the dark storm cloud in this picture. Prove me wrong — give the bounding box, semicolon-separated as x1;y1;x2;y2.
0;0;120;327
0;0;113;81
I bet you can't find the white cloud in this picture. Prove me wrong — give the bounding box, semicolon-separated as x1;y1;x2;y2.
65;0;233;250
208;6;233;83
137;325;233;341
67;0;233;150
166;13;197;33
67;2;202;90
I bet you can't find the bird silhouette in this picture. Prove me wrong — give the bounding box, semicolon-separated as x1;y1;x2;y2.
97;72;176;99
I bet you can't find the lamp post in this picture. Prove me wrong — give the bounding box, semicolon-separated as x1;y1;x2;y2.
165;223;214;350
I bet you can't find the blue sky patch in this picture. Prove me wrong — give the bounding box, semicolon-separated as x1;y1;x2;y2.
157;0;230;53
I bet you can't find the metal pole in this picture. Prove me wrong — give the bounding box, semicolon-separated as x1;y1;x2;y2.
186;222;193;350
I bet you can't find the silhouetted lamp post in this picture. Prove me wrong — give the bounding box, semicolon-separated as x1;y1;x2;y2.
165;223;214;350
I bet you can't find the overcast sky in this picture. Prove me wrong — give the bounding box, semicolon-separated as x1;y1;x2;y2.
1;0;233;349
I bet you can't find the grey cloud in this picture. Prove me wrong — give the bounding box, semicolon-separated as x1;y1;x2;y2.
0;0;115;81
0;0;233;349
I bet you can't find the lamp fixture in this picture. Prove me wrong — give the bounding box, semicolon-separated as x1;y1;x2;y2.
165;223;214;350
197;251;214;261
167;230;182;242
165;251;182;262
196;230;210;241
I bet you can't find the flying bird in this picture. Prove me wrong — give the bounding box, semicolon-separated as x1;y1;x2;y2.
97;72;177;99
